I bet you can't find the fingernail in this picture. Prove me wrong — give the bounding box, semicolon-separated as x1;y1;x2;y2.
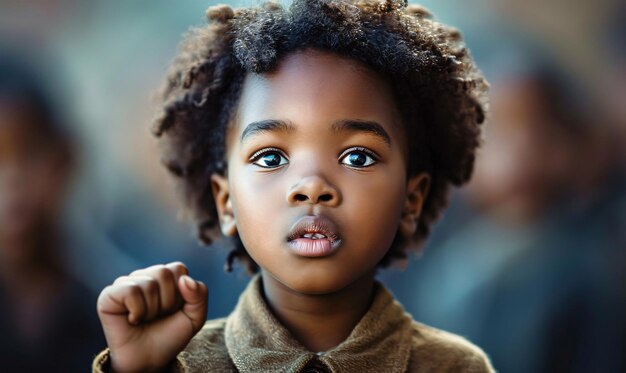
183;275;198;291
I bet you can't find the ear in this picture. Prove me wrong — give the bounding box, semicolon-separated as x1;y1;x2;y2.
399;172;431;238
210;173;237;237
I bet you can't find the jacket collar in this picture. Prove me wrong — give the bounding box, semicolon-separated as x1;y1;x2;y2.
225;275;413;373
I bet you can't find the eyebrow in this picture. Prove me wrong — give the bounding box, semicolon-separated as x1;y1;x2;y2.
331;119;392;147
240;119;295;143
240;118;392;147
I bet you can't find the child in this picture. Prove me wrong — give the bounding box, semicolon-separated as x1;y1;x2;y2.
94;1;492;372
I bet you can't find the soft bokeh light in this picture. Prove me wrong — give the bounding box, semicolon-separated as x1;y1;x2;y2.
0;0;624;371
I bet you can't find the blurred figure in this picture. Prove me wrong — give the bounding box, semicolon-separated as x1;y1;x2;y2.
0;55;105;370
466;61;625;373
383;54;626;373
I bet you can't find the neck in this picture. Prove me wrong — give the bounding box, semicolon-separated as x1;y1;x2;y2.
261;270;375;353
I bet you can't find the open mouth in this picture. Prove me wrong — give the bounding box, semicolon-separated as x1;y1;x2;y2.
302;233;328;239
286;215;342;257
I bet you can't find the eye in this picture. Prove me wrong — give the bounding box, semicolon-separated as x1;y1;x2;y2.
339;147;378;168
250;148;288;168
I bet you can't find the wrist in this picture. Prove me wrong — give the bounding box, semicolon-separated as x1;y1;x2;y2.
109;354;174;373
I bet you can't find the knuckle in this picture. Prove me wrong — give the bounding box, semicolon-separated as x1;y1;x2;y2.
113;275;129;285
154;266;173;282
145;263;166;273
168;261;188;273
129;268;144;276
129;263;161;277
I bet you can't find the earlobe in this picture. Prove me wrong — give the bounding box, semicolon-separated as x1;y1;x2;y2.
399;173;431;238
210;173;237;237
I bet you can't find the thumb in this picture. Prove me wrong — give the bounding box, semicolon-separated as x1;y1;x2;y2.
177;275;208;332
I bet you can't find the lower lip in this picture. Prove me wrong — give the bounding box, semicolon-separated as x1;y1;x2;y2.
287;238;341;257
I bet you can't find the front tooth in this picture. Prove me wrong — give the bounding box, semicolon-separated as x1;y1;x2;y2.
302;233;327;239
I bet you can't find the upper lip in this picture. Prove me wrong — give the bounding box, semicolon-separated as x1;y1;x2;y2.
286;215;341;243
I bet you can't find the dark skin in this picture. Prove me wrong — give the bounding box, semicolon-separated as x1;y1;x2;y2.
211;49;430;351
97;49;430;371
261;268;376;352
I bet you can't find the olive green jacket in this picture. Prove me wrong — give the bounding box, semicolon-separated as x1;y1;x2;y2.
93;276;494;372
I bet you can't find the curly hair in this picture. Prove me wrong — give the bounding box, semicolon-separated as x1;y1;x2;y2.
153;0;488;273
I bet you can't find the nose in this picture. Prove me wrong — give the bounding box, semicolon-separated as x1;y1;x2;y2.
287;175;341;206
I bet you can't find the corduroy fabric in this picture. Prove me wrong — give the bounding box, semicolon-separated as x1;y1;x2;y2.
93;275;494;372
225;275;414;373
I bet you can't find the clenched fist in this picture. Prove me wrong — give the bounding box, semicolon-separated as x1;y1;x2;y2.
97;262;208;373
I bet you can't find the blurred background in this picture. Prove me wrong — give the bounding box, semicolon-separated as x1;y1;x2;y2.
0;0;623;371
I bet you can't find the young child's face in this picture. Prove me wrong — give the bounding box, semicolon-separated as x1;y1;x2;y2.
212;50;428;294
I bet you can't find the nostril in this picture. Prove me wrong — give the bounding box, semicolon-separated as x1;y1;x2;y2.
318;194;333;202
294;194;308;202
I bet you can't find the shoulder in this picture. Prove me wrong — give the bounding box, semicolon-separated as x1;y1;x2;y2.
406;321;495;373
177;318;237;372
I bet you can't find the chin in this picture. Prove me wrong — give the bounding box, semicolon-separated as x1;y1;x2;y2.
273;264;358;295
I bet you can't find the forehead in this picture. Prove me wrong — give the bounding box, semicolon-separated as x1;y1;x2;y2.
233;50;402;137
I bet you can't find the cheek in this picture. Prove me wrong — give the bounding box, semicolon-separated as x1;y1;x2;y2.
346;174;404;216
229;169;287;242
340;166;406;254
228;155;407;278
